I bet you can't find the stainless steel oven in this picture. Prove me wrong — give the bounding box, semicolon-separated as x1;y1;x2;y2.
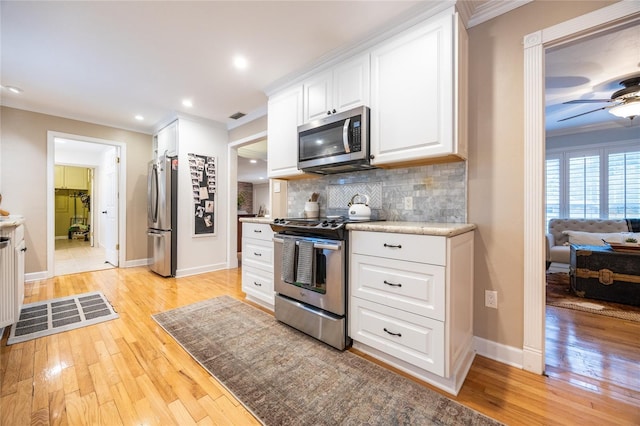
271;217;356;350
273;235;348;350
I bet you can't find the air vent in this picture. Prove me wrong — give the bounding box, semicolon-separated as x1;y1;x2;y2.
229;112;246;120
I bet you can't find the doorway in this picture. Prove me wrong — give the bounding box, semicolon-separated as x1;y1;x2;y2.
522;2;640;373
227;130;268;269
47;132;126;277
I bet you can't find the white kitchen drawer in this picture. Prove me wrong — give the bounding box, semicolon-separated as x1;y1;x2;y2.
351;253;445;321
242;266;274;306
350;297;445;376
242;223;274;242
350;231;446;265
242;238;274;271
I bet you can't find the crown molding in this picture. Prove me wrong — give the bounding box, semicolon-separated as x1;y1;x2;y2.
466;0;533;28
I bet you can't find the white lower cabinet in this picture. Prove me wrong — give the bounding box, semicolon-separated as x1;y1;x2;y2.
241;223;275;309
349;229;474;395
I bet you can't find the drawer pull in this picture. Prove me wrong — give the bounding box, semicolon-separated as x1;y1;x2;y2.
383;280;402;288
383;243;402;249
253;229;262;233
254;252;262;257
253;282;262;287
383;328;402;337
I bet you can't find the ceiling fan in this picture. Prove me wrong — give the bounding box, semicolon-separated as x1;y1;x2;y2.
558;76;640;122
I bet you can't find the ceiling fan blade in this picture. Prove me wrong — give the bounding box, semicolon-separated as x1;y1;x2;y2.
563;99;613;104
557;106;609;122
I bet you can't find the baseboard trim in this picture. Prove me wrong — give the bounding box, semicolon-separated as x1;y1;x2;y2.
473;336;523;369
25;271;49;282
123;258;150;268
176;262;229;278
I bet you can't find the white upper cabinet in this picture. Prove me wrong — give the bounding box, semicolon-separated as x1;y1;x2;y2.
370;9;467;166
303;54;370;123
268;85;304;178
156;120;178;158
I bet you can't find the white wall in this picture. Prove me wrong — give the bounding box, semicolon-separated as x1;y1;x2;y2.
176;116;229;277
253;183;269;216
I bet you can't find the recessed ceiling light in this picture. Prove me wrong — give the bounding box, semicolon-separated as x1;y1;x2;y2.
259;177;265;180
4;85;23;94
233;55;248;70
135;115;144;121
182;99;193;108
250;159;257;164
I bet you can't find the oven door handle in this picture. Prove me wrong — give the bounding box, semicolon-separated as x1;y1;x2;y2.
273;237;342;251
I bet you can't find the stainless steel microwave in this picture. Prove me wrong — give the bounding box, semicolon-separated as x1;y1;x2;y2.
297;106;373;175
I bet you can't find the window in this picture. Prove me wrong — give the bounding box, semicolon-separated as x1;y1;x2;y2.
608;150;640;218
545;142;639;224
567;153;599;218
545;156;560;222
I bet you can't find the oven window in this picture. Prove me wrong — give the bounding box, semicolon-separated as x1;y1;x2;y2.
293;249;327;294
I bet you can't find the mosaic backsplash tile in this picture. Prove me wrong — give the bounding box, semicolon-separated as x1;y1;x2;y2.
287;161;467;222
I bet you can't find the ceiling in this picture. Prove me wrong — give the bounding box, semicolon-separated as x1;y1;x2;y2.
545;21;640;136
1;0;427;133
2;1;637;141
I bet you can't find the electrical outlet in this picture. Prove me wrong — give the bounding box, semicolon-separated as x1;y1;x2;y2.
485;290;498;309
404;196;413;210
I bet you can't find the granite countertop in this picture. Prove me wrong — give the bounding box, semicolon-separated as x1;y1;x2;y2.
346;221;476;237
240;216;475;237
0;215;26;228
239;217;273;225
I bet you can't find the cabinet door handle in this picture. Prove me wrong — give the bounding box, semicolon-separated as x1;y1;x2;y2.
21;247;27;252
383;280;401;287
254;252;262;257
253;229;262;233
253;282;262;287
383;243;402;249
383;328;402;337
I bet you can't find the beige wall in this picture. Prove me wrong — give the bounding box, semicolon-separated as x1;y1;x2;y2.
467;1;616;348
0;106;152;274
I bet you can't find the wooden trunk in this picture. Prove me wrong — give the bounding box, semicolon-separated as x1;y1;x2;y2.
570;244;640;307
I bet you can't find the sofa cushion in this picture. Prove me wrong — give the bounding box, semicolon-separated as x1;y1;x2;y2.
562;230;624;246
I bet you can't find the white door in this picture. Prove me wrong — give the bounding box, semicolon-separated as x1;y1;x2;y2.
103;148;119;266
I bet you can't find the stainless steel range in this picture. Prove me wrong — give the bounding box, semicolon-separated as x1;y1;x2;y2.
271;216;371;350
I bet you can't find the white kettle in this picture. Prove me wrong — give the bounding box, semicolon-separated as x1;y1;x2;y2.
348;194;371;220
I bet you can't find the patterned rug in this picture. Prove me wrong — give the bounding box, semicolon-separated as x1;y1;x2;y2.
7;291;119;345
153;296;502;426
546;272;640;322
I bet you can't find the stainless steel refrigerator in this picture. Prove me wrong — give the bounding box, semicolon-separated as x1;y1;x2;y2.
147;155;177;277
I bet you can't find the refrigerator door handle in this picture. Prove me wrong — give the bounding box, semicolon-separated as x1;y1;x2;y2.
147;164;159;224
147;232;163;237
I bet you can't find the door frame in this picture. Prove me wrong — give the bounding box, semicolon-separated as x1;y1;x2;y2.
522;1;640;374
47;131;127;277
226;130;268;268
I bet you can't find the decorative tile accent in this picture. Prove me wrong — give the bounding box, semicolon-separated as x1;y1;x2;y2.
328;183;382;209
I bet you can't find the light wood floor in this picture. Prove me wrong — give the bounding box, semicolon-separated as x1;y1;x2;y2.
1;267;639;425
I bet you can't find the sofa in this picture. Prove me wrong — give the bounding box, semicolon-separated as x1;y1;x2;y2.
546;218;640;268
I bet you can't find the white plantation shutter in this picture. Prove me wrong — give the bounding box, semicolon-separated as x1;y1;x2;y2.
568;153;600;218
545;156;561;223
608;151;640;218
546;143;639;220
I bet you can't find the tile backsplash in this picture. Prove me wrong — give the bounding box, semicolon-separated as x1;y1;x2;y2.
287;161;466;222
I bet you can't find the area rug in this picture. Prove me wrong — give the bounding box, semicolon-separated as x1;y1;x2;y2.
546;272;640;322
153;296;501;426
7;291;118;345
